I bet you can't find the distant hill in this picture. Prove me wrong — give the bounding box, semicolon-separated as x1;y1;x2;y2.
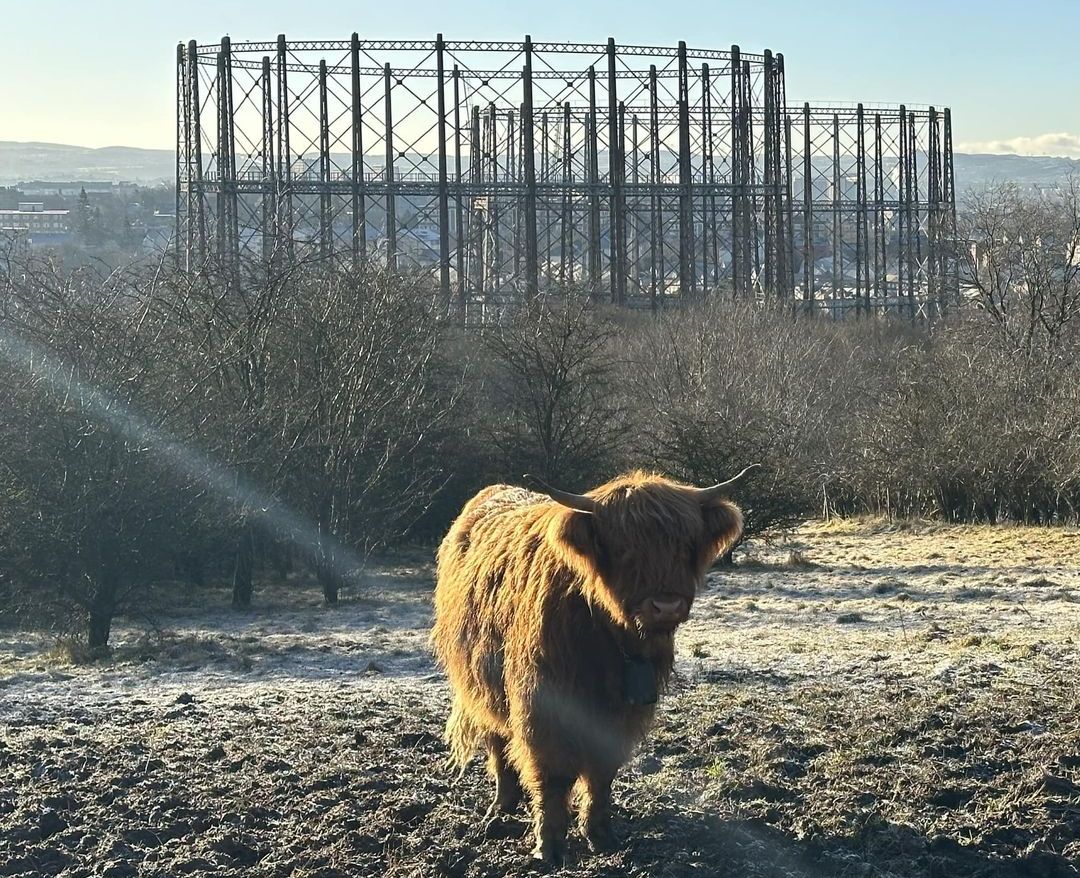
0;141;174;185
3;139;1079;194
953;152;1080;193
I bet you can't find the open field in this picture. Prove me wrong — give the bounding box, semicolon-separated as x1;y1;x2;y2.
1;520;1079;877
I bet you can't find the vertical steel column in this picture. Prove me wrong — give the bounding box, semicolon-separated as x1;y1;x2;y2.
215;48;227;269
522;36;539;303
607;39;622;303
470;104;483;308
706;70;719;297
777;54;792;299
224;37;239;275
453;66;465;310
276;35;293;262
905;108;917;316
542;110;550;277
708;66;717;295
383;63;397;270
261;55;274;265
730;46;743;297
831;113;842;309
541;111;549;184
560;101;572;284
175;44;185;268
898;105;908;316
677;41;694;297
488;102;501;288
509;109;519;280
616;100;627;303
855;103;867;316
188;40;206;265
784;112;795;302
631;112;640;293
928;106;940;316
910;111;923;309
649;65;661;310
350;33;366;266
873;113;885;309
943;107;958;307
700;63;711;292
762;51;775;294
802;103;813;310
587;66;601;290
745;59;761;285
318;59;331;258
435;35;451;304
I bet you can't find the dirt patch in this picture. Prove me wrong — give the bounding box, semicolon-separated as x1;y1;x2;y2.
1;522;1079;877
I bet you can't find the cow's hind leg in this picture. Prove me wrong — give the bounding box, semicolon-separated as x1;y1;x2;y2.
521;765;575;866
483;734;522;818
578;766;620;852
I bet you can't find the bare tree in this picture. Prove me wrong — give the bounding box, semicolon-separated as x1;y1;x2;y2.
0;256;199;648
277;266;462;603
479;297;628;487
165;260;300;609
628;299;858;550
960;180;1080;361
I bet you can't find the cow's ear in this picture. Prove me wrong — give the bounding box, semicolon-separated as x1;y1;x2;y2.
548;508;603;579
702;499;743;562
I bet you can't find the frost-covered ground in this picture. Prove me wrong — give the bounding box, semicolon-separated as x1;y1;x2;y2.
1;522;1079;877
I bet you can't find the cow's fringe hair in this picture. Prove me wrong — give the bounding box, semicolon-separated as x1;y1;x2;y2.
444;698;481;774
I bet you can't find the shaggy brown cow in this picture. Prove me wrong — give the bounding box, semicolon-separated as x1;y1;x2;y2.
431;468;751;864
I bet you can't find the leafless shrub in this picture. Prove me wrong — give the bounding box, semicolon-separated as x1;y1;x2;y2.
960;179;1080;361
5;181;1080;645
476;296;629;487
626;299;855;550
0;255;201;648
275;266;461;602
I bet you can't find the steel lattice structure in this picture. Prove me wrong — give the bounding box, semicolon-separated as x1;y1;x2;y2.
786;104;957;318
175;35;956;318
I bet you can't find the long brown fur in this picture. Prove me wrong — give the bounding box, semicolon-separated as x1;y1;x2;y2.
431;471;743;863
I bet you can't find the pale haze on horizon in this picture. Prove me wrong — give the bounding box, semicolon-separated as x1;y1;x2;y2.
2;0;1078;156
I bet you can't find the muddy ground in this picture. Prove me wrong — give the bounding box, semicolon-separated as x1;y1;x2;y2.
1;520;1079;877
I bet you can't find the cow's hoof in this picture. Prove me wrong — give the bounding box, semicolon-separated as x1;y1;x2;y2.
585;822;621;853
533;837;567;867
483;798;521;822
483;814;527;840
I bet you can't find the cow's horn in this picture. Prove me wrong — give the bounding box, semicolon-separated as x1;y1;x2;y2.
693;464;761;503
523;474;598;513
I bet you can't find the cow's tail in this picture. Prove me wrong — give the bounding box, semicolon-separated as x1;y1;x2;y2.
444;697;481;775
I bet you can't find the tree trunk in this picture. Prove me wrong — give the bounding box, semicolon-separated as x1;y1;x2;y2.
315;498;341;605
86;532;120;651
86;573;117;651
316;556;342;605
232;521;255;609
271;542;293;581
178;553;206;588
87;602;113;650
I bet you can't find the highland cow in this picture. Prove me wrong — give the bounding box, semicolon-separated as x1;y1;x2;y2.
431;468;752;864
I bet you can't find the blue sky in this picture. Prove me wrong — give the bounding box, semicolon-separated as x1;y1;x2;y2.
2;0;1078;153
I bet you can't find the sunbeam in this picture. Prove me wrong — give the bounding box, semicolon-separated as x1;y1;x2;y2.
0;325;367;583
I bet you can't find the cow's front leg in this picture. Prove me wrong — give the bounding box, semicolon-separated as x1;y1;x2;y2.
524;769;574;865
579;767;620;852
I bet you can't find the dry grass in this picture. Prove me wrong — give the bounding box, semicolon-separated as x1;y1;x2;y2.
1;520;1078;877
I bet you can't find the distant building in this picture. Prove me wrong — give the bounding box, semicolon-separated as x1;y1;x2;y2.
19;181;117;197
140;212;176;253
0;202;72;245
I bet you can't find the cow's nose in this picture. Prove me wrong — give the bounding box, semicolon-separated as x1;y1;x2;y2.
651;597;686;621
